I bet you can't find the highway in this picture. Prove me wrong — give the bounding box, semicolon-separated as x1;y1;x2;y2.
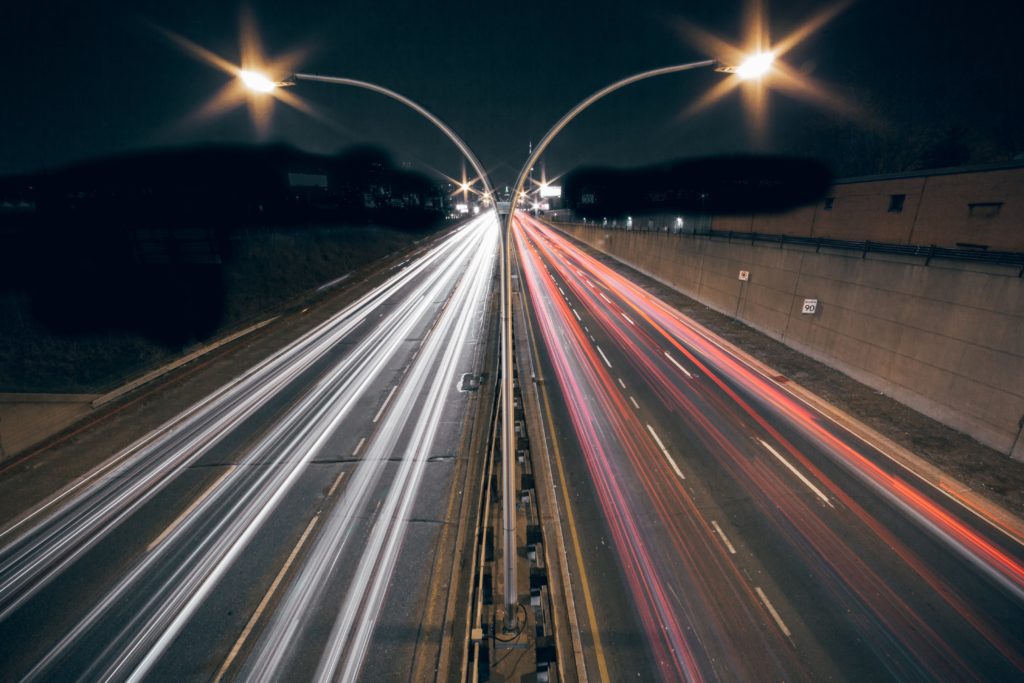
0;213;498;681
514;213;1024;682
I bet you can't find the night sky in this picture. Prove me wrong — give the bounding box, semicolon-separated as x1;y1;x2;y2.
3;0;1022;186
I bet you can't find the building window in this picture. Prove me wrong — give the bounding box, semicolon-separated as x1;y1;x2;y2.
968;201;1002;218
823;197;834;211
888;194;906;213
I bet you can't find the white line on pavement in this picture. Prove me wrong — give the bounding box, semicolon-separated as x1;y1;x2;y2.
646;424;685;480
664;352;693;379
758;439;833;508
755;586;792;637
710;520;737;554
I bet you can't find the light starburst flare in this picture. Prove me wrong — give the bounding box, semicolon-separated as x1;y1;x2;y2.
677;0;860;137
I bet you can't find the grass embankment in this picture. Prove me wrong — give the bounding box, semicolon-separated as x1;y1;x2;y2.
0;224;429;393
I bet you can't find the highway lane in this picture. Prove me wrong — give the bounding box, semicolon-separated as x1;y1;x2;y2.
0;213;498;681
514;213;1024;682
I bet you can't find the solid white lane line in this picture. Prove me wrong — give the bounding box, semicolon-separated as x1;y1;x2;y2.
755;586;792;637
596;346;612;368
617;377;626;389
622;313;635;326
372;385;399;423
327;471;347;498
758;439;834;508
646;425;685;480
664;351;693;379
710;520;737;554
572;308;582;321
599;292;612;304
214;513;322;682
147;466;236;552
629;396;639;410
352;437;366;457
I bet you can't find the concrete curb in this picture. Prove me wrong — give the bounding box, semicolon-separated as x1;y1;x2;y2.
91;316;277;409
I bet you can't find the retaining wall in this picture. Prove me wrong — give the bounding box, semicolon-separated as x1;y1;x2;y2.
554;222;1024;459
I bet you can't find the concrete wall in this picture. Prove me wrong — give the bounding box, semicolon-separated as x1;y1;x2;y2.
712;164;1024;251
554;222;1024;458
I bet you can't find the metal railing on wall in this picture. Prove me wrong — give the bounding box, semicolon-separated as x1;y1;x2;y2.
548;216;1024;274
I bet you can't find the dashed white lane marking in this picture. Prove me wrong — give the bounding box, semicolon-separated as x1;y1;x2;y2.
617;377;626;389
710;520;737;554
646;424;685;480
758;439;834;508
664;351;693;379
558;286;566;296
622;313;636;326
755;586;792;637
599;292;612;304
629;396;639;410
572;308;582;322
596;346;612;368
352;437;367;457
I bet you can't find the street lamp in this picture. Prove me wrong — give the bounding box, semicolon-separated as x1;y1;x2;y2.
735;52;774;79
499;54;769;628
240;71;494;204
239;70;277;93
239;70;523;629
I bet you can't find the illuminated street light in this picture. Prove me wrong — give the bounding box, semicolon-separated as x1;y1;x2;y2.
735;52;774;79
238;69;295;93
506;53;774;219
239;69;276;93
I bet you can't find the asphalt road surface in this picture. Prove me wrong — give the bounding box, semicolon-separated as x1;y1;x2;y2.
0;213;498;681
514;213;1024;682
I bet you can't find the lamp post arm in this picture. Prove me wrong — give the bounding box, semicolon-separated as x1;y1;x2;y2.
292;73;495;201
506;59;717;217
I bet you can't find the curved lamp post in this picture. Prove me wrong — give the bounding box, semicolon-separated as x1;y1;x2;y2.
242;72;520;627
499;53;771;629
245;69;530;632
287;73;495;201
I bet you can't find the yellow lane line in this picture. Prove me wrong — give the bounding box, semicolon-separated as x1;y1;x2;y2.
526;295;611;683
213;512;321;682
147;466;236;552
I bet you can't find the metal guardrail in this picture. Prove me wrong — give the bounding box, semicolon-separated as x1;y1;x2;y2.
551;219;1024;273
703;229;1024;270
